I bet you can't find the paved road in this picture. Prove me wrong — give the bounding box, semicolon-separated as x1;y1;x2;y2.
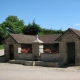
0;49;80;80
0;63;80;80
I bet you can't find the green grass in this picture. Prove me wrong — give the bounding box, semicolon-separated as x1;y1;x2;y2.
0;44;4;50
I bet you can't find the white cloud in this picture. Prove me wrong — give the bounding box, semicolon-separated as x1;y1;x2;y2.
74;23;80;26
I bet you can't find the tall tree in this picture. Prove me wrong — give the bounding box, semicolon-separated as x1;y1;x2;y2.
39;28;64;35
1;15;24;35
22;20;41;35
0;25;5;44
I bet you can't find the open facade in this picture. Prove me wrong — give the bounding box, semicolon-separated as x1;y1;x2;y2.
4;28;80;66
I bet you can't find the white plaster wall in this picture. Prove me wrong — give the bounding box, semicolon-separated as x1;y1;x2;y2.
18;44;21;53
41;53;63;62
39;45;43;53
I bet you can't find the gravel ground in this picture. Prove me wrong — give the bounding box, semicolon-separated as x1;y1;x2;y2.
0;63;80;80
0;49;80;80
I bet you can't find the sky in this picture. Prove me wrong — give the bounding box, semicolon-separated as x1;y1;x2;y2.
0;0;80;31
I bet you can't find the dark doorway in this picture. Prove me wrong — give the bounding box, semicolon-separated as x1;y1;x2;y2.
67;42;75;64
9;45;14;60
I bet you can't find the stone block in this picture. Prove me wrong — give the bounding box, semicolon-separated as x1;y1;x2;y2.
24;61;33;66
9;60;24;64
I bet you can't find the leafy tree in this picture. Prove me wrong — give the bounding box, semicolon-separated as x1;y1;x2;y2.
0;15;25;43
1;15;24;34
39;28;64;35
0;15;64;43
0;25;5;44
22;20;41;35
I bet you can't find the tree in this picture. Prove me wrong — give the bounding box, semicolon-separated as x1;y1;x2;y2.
0;25;5;44
39;28;64;35
22;20;41;35
1;15;24;35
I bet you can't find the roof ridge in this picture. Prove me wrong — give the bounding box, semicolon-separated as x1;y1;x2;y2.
69;28;80;37
10;33;36;36
56;28;80;41
69;28;80;31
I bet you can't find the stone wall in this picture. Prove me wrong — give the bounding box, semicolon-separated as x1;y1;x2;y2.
4;35;18;61
17;53;33;61
58;30;80;65
32;43;39;56
0;56;6;62
40;53;63;62
32;41;43;60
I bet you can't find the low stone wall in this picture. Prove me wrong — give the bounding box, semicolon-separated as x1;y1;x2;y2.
75;53;80;66
0;56;6;62
34;61;63;67
9;60;63;67
41;53;63;62
17;53;33;61
24;61;33;66
9;60;24;64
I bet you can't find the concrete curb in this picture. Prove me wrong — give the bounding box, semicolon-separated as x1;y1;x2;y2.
9;60;63;67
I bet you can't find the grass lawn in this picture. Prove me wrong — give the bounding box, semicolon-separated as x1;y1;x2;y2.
0;44;4;50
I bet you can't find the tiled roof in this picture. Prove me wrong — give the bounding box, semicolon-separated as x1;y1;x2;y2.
8;28;80;44
9;34;61;44
39;34;61;43
69;28;80;37
9;34;36;44
56;28;80;41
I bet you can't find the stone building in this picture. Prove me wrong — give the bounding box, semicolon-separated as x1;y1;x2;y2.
4;28;80;66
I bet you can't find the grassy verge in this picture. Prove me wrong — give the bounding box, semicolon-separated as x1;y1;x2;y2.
0;44;4;50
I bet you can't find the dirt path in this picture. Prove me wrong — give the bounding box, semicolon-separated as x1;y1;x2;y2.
0;63;80;80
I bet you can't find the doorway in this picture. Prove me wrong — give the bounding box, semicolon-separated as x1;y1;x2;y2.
67;42;75;64
9;45;14;60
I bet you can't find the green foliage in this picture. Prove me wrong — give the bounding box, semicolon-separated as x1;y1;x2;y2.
0;15;64;44
39;28;64;35
1;15;24;34
0;22;8;36
0;44;4;50
22;20;41;35
0;15;25;43
0;25;5;43
0;26;5;36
